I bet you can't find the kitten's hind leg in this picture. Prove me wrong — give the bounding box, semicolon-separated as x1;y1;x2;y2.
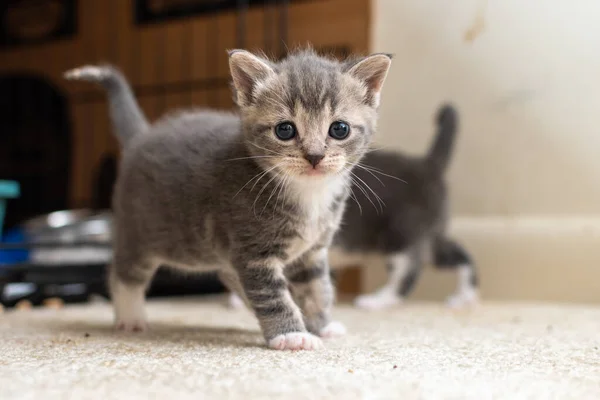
354;250;422;310
228;292;246;309
218;269;248;310
109;255;159;332
286;248;345;339
433;236;479;308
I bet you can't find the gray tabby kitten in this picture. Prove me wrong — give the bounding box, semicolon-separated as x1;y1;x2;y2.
64;48;392;350
231;105;479;311
331;104;479;310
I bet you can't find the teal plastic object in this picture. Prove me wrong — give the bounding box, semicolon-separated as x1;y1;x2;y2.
0;180;20;236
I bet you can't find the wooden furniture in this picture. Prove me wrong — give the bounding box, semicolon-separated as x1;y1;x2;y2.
0;0;369;293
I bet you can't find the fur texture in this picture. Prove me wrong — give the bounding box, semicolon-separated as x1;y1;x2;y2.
64;49;392;350
334;104;479;309
230;105;478;311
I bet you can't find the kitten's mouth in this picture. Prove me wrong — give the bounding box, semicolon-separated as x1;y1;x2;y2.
302;167;326;177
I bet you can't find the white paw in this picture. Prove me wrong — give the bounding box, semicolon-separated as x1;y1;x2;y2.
115;319;147;333
112;281;147;333
319;321;347;338
268;332;324;351
446;288;479;309
228;293;245;309
354;291;402;310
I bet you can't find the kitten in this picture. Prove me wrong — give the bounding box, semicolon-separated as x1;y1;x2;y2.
64;49;392;350
230;105;479;311
332;104;479;310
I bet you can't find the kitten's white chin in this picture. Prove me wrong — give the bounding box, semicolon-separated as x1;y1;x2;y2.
286;172;347;215
302;168;326;177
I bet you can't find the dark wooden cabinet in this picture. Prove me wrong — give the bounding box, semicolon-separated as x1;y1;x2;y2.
0;0;369;293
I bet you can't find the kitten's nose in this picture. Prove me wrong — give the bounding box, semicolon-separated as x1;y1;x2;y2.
305;154;325;168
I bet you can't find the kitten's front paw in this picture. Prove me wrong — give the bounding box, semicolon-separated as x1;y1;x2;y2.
319;321;347;338
446;288;479;309
115;319;147;333
354;291;402;310
268;332;324;350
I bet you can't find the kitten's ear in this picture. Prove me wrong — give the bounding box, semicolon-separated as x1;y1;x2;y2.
228;50;275;106
346;53;392;107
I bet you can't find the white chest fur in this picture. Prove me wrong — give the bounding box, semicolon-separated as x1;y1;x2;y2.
284;175;347;262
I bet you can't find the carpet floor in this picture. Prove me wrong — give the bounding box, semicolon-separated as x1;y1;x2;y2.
1;297;599;399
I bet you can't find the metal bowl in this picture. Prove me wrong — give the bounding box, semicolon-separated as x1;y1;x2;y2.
23;209;93;237
23;209;112;244
21;210;114;265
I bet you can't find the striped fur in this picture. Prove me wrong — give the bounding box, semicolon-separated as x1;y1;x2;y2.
65;49;391;350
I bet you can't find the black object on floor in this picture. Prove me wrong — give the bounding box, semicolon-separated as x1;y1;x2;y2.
0;242;225;308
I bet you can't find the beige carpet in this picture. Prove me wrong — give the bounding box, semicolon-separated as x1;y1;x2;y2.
1;297;599;400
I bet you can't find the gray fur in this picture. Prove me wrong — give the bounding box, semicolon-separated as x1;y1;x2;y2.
64;66;149;145
332;104;479;308
65;49;392;347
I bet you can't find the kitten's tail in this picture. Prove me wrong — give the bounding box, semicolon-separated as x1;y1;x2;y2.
64;65;149;146
426;103;458;175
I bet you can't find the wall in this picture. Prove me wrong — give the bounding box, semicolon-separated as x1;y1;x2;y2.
368;0;600;303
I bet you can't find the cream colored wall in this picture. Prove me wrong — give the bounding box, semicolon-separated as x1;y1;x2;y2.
365;0;600;303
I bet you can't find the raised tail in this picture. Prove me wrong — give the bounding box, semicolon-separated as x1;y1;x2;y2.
426;103;458;175
64;65;149;146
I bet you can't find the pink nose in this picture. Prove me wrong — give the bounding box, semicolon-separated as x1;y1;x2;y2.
305;154;324;168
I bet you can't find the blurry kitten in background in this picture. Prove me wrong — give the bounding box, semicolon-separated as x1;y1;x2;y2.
332;104;478;309
229;104;478;310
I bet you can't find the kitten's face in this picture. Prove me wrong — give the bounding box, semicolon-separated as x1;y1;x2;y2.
229;50;392;182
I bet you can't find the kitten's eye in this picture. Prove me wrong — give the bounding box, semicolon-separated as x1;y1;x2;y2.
329;121;350;140
275;122;296;141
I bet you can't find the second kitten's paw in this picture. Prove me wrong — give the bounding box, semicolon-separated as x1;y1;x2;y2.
319;321;347;338
354;291;402;310
268;332;324;350
446;288;479;309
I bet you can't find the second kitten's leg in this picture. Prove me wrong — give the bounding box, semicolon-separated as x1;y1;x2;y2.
109;255;159;332
236;258;323;350
286;248;345;338
433;236;479;308
354;250;422;310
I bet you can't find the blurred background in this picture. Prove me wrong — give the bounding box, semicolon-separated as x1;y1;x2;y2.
0;0;599;307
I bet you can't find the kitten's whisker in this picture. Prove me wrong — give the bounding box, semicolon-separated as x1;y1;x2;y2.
349;169;384;214
354;164;384;187
353;172;385;212
233;163;280;199
350;177;376;213
225;155;279;162
273;174;290;220
279;175;292;217
250;163;281;192
262;173;286;216
348;187;362;215
356;162;384;172
357;163;407;183
344;168;379;214
365;145;389;154
248;141;287;157
233;171;266;199
253;170;281;217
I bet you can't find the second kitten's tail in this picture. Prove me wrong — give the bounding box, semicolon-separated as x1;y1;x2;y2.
426;103;458;175
64;65;149;146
